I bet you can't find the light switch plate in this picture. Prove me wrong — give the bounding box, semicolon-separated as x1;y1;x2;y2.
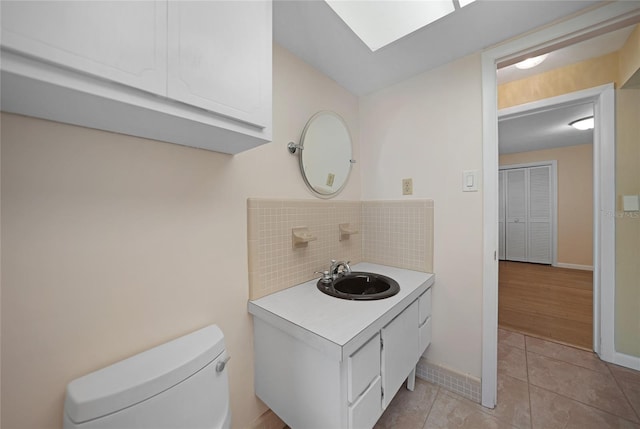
463;170;479;192
623;195;640;212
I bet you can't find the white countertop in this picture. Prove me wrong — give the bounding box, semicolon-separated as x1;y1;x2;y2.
248;263;434;361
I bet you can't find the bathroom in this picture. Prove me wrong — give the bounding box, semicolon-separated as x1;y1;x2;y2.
1;1;640;428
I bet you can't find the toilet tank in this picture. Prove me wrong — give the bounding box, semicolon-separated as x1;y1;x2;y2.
63;325;231;429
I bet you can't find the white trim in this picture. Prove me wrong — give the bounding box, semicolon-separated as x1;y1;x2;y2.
555;263;594;271
613;352;640;372
481;45;499;409
499;160;558;266
595;83;616;362
481;2;640;409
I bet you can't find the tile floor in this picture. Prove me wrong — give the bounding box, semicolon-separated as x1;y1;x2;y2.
375;328;640;429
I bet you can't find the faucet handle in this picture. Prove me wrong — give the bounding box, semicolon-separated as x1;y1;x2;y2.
315;270;333;284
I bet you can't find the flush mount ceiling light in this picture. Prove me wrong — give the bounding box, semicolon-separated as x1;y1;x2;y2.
325;0;476;52
515;54;548;70
569;116;595;130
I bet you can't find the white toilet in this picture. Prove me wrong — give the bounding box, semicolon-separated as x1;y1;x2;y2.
63;325;231;429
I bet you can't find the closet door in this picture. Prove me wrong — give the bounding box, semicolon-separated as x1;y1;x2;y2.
498;170;506;260
528;166;552;263
505;169;527;261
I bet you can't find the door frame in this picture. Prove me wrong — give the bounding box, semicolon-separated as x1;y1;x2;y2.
499;160;558;266
480;2;640;408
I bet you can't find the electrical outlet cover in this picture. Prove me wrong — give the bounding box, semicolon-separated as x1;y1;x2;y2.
402;178;413;195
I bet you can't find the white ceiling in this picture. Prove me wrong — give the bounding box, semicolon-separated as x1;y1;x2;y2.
274;0;602;96
274;0;637;156
499;103;594;154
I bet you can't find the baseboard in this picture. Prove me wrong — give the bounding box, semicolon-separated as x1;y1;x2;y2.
612;351;640;371
249;409;286;429
555;262;593;271
416;358;481;403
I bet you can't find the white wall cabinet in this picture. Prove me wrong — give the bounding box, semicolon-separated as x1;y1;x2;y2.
167;1;271;129
0;0;272;155
1;1;168;96
248;263;434;429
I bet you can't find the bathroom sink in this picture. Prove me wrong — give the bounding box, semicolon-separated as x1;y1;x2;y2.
317;272;400;300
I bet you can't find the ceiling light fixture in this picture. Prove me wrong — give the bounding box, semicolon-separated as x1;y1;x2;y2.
515;54;548;70
569;116;594;130
325;0;470;52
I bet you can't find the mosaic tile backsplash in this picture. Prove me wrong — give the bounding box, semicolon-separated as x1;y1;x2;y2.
248;198;434;300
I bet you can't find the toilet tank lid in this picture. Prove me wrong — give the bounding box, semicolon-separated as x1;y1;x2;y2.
64;324;226;424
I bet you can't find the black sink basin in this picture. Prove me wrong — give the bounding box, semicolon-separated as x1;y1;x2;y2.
317;272;400;300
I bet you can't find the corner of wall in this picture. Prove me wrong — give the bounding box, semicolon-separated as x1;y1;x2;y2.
619;24;640;88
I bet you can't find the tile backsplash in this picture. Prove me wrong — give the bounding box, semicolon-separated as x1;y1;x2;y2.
248;198;433;300
362;200;433;273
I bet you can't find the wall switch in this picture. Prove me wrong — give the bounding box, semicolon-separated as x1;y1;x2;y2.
402;178;413;195
463;170;479;192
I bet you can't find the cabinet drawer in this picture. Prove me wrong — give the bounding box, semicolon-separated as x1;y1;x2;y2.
348;333;380;403
348;376;382;429
419;288;432;325
419;317;432;358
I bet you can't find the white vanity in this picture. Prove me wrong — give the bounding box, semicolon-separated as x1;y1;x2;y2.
248;263;434;429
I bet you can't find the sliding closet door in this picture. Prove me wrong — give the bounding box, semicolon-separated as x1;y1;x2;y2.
498;170;506;260
505;168;527;262
528;166;552;264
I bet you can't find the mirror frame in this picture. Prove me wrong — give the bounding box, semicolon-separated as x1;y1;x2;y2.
296;111;354;199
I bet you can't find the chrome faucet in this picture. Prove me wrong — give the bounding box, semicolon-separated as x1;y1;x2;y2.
329;259;351;279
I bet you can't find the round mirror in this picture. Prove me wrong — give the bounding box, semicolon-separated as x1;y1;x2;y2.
296;111;353;198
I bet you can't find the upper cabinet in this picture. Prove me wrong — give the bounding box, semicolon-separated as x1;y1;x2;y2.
167;1;271;129
1;1;168;96
0;1;272;155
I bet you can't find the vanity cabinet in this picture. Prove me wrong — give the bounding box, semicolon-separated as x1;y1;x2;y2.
249;263;434;429
0;0;272;154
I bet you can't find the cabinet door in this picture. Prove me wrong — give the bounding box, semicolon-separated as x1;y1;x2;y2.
381;300;419;409
167;1;272;129
1;1;167;95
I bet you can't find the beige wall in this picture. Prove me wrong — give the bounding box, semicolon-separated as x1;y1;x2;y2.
615;88;640;357
0;44;360;429
498;52;619;110
500;144;594;267
360;54;484;378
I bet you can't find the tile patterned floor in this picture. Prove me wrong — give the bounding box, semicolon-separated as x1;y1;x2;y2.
374;328;640;429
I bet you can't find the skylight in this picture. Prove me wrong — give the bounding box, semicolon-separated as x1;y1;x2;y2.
325;0;476;52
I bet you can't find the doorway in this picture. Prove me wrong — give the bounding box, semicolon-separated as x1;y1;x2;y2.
497;95;596;350
479;2;640;408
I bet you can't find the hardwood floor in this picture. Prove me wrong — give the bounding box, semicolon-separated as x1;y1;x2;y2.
498;261;594;350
